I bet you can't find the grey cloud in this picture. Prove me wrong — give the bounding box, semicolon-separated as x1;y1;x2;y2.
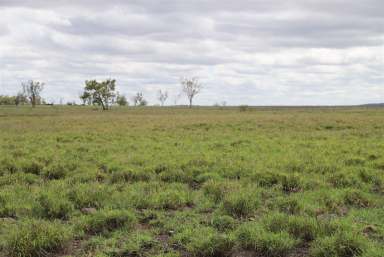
0;0;383;105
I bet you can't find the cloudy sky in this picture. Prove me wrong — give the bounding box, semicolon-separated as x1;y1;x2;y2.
0;0;383;105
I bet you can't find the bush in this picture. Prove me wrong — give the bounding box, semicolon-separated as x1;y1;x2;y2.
239;105;249;112
358;169;377;184
119;231;156;256
154;186;193;210
195;172;222;184
81;209;136;234
0;193;17;218
159;169;191;183
67;183;109;209
202;180;234;203
33;193;74;220
285;216;319;242
263;213;319;242
222;190;259;218
343;190;373;208
274;197;302;215
2;219;72;257
211;214;236;231
281;173;302;193
252;171;282;187
327;172;359;188
42;163;70;180
235;222;297;257
310;231;367;257
172;226;233;257
110;169;151;183
21;160;44;175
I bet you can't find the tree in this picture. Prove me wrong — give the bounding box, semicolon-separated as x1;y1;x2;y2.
80;79;116;110
132;92;147;106
116;94;128;106
181;77;202;108
157;90;168;106
80;91;92;105
15;92;28;106
22;80;44;107
0;95;16;105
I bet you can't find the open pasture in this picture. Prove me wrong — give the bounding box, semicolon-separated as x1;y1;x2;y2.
0;106;383;257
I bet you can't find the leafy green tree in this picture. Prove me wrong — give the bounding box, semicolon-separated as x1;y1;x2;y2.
116;94;128;106
80;79;117;110
0;95;16;105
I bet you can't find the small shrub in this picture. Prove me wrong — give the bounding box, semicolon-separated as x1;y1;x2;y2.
81;209;136;234
33;193;74;220
154;186;193;210
344;158;365;166
319;193;347;215
263;213;319;242
211;215;236;231
239;105;249;112
153;164;170;174
42;162;73;180
358;169;377;184
119;232;156;256
275;197;302;214
159;169;191;183
286;216;319;242
67;183;109;209
195;172;222;184
0;158;19;173
343;190;373;208
22;160;44;175
110;169;151;183
0;193;17;218
310;231;367;257
252;171;282;187
202;180;235;203
0;173;40;186
3;219;72;257
172;226;233;257
222;190;259;218
235;222;297;257
327;172;359;188
281;173;302;193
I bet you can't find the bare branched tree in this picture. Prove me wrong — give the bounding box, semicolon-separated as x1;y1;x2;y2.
15;91;28;106
157;90;168;106
132;92;147;106
22;80;44;107
180;77;202;108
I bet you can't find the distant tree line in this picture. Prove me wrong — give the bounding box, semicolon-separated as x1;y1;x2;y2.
0;80;45;107
0;77;203;110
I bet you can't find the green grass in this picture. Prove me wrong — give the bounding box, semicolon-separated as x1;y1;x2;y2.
0;105;384;256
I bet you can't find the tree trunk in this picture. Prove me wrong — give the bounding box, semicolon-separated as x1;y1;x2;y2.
31;95;36;108
189;98;192;108
100;101;106;110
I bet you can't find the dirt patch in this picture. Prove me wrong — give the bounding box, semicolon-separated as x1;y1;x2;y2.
288;246;310;257
53;238;84;257
230;251;258;257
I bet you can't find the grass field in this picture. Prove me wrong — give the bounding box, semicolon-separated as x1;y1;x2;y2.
0;106;383;257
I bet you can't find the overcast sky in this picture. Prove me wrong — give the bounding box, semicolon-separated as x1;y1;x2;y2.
0;0;383;105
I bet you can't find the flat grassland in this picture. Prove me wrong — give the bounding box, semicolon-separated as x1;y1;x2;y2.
0;106;383;257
